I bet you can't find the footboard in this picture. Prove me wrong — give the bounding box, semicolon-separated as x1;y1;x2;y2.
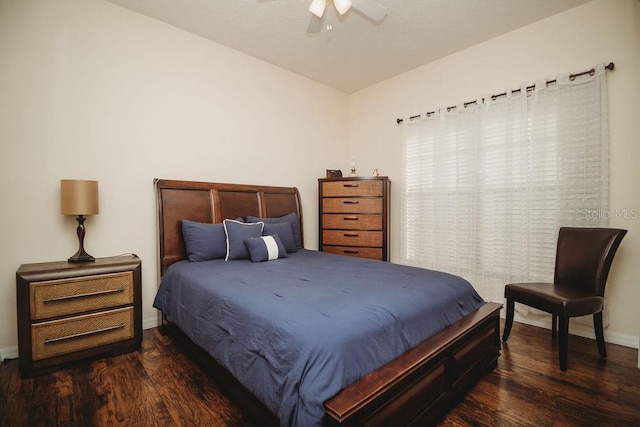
324;302;502;426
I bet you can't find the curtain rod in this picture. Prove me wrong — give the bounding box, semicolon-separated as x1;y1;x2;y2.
396;62;614;124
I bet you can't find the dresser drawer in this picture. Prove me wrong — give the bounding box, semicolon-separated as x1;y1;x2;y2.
31;307;134;361
322;180;383;197
322;198;382;214
323;246;383;260
322;214;382;230
30;272;134;320
323;230;383;247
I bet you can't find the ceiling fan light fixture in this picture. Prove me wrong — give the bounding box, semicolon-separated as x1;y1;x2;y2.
333;0;352;15
309;0;327;18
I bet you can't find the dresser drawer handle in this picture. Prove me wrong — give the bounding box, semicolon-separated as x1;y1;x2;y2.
343;216;359;221
343;184;359;188
343;233;359;237
343;250;360;254
43;288;125;303
44;323;126;344
343;200;359;204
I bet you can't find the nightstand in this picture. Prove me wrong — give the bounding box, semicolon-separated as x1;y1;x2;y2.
16;255;142;378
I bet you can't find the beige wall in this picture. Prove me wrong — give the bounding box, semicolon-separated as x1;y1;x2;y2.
2;0;638;358
0;0;349;354
348;0;640;346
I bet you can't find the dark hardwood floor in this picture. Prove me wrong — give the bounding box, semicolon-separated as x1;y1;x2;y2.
1;320;639;426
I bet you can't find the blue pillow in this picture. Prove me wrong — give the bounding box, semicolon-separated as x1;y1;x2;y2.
181;220;227;262
223;219;264;260
247;212;302;250
263;222;296;253
245;234;288;262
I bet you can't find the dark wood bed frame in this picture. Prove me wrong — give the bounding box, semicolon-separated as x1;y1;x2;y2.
155;178;502;426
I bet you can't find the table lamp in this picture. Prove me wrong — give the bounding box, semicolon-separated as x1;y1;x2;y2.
60;179;99;262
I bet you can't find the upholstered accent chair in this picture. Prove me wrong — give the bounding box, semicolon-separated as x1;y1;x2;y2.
502;227;627;371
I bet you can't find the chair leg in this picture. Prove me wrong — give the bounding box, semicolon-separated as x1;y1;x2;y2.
594;311;607;358
552;314;558;340
558;315;569;371
502;298;515;342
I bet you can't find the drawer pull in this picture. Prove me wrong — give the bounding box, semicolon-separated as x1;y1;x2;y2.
343;250;360;254
343;184;359;188
343;216;359;221
43;287;125;303
44;323;126;344
343;200;359;205
344;233;360;237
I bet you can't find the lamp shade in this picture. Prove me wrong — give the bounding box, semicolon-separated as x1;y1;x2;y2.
61;180;99;216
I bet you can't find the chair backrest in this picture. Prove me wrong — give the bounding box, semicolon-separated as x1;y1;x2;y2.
554;227;627;296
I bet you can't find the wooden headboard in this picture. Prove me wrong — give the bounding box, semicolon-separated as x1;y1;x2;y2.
155;179;303;275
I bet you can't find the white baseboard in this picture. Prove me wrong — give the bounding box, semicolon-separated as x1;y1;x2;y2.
4;313;636;366
0;345;19;361
507;311;639;349
143;314;161;330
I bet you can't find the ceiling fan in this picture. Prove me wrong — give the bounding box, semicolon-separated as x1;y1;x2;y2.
307;0;387;33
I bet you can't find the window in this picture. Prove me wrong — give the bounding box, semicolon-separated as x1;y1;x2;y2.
401;65;609;302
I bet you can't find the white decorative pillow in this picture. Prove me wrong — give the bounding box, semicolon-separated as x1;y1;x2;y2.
245;234;288;262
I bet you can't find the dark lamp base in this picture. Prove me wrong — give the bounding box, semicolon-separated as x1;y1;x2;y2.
68;252;96;263
68;215;95;263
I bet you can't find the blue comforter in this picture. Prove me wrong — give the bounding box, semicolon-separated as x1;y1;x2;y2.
153;249;484;426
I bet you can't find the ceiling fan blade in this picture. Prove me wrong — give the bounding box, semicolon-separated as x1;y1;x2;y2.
333;0;352;15
351;0;386;21
309;0;326;18
307;15;323;33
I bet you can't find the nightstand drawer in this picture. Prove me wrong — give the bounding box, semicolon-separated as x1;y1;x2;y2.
322;180;383;197
323;230;383;247
31;307;134;361
322;214;382;230
30;272;134;320
322;198;382;214
323;246;383;260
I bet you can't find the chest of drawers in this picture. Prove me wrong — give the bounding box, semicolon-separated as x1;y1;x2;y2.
16;255;142;377
318;176;390;261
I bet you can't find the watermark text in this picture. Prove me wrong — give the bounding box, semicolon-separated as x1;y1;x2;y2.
581;208;638;220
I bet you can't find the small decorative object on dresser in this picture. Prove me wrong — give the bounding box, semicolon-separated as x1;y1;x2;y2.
348;153;358;177
326;169;342;178
16;255;142;377
318;176;390;261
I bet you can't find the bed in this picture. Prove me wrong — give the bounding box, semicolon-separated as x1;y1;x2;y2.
153;178;502;426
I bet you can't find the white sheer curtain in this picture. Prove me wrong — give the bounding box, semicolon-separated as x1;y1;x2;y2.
401;64;609;303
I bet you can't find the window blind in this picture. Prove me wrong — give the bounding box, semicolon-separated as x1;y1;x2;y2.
401;64;609;303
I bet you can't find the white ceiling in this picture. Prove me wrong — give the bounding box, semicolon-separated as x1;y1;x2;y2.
105;0;592;94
